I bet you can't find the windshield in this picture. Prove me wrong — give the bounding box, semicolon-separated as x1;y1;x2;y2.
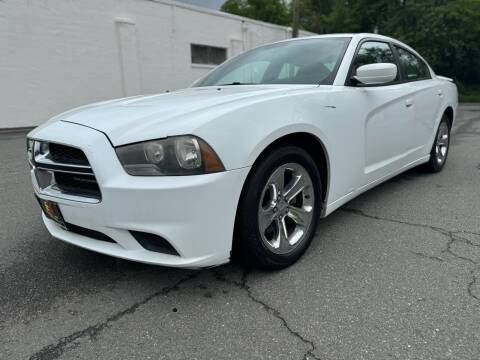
194;37;351;87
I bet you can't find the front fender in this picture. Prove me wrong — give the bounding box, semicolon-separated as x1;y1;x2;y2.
244;123;331;168
193;89;335;171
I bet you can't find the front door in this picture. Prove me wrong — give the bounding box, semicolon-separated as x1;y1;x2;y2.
349;40;416;185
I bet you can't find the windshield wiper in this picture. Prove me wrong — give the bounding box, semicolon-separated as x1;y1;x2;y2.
217;82;256;86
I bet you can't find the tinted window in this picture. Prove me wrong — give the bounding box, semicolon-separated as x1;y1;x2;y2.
194;38;351;86
355;41;396;68
352;41;398;83
191;44;227;65
395;46;430;80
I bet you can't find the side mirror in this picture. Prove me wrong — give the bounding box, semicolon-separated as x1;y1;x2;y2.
353;63;398;85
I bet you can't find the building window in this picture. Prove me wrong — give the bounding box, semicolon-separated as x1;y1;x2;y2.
191;44;227;66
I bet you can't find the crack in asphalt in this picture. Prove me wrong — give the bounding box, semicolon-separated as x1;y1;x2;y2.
409;250;444;263
28;266;323;360
28;272;200;360
213;269;322;360
25;206;480;360
467;269;480;301
454;233;480;247
341;207;480;302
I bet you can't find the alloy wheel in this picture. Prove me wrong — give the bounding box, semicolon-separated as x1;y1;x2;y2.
257;163;314;255
435;121;449;165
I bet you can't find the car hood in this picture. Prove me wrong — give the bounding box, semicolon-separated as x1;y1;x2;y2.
52;85;318;146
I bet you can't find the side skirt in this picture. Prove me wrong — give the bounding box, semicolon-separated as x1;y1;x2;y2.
322;155;430;217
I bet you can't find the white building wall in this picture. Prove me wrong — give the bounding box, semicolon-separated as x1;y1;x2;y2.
0;0;314;128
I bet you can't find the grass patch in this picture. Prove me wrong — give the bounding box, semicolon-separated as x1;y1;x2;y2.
458;85;480;103
459;92;480;103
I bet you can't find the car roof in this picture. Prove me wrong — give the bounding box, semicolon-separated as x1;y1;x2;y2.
238;33;431;75
271;33;422;62
279;33;401;45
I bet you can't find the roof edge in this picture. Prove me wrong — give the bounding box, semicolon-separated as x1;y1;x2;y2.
148;0;316;35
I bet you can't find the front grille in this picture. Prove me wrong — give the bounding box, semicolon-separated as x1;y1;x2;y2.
49;143;89;166
32;141;101;201
54;172;101;199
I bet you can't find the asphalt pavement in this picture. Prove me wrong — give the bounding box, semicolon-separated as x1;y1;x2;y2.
1;105;479;360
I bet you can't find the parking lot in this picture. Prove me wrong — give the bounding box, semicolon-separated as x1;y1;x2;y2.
1;105;479;360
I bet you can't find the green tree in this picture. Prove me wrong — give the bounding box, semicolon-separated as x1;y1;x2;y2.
386;0;480;86
221;0;290;26
296;0;336;34
301;0;480;87
222;0;480;89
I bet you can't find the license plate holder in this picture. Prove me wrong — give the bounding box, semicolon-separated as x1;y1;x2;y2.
36;197;67;229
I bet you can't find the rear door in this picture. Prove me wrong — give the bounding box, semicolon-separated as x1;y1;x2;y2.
347;40;416;185
393;45;441;159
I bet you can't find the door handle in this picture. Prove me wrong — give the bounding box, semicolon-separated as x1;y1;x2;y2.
405;99;414;108
437;89;444;97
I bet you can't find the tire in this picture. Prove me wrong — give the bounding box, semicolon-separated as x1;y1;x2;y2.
234;145;322;270
422;114;451;173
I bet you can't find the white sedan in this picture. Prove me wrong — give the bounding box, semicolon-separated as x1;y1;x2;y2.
27;33;457;269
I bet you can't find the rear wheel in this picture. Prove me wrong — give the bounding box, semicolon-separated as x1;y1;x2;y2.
234;146;321;269
422;114;451;173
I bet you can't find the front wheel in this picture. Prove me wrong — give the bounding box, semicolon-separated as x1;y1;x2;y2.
234;146;321;269
422;114;451;173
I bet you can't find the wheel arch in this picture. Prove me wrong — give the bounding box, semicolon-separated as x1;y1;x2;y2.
231;131;331;260
242;131;331;214
444;106;454;129
260;133;329;207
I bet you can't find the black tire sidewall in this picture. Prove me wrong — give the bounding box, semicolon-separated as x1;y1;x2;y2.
235;145;322;269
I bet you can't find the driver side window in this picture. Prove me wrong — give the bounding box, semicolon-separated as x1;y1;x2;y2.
353;41;399;83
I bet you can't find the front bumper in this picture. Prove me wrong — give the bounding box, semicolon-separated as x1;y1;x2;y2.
29;121;250;268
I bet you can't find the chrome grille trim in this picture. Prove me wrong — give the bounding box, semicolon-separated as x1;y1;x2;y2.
35;154;93;170
29;140;101;203
33;143;93;170
35;163;94;175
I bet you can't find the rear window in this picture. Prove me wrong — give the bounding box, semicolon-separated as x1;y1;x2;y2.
394;46;430;81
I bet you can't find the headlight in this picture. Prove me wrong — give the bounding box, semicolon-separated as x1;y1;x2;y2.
115;135;225;176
